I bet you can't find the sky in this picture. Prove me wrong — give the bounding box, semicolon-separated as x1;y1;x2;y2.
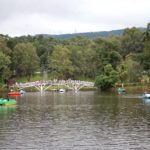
0;0;149;37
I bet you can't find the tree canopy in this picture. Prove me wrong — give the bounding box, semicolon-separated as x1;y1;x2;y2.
0;22;149;90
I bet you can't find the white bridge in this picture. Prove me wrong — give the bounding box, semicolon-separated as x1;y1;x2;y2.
12;79;94;92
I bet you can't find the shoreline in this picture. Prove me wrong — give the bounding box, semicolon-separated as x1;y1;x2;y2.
1;84;150;93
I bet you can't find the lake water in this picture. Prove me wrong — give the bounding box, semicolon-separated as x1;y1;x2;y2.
0;91;150;150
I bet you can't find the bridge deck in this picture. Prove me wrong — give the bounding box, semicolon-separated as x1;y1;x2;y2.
12;80;94;92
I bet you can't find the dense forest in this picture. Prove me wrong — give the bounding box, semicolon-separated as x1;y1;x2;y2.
0;23;150;90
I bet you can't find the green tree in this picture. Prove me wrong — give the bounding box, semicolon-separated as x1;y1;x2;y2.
36;45;52;72
0;51;11;82
124;55;141;82
142;23;150;71
93;37;121;74
121;27;144;58
12;43;39;80
0;35;12;56
67;36;96;79
48;45;74;79
116;62;128;83
34;36;59;73
143;23;150;41
95;64;118;90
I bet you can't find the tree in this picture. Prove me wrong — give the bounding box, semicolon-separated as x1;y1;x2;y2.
67;36;96;79
0;35;12;56
116;63;128;83
36;45;52;72
0;51;11;82
12;43;39;80
121;27;144;58
48;45;74;79
34;36;59;73
124;55;141;82
141;23;150;71
143;23;150;41
95;64;118;90
0;35;12;83
93;37;121;74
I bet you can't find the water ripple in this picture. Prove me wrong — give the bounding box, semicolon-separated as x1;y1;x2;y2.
0;91;150;149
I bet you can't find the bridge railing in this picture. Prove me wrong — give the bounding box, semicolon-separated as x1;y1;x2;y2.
12;80;94;91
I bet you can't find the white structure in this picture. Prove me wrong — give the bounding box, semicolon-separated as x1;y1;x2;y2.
11;80;94;93
59;89;65;93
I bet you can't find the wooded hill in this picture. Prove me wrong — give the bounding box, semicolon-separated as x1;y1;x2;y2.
38;28;146;39
0;23;149;90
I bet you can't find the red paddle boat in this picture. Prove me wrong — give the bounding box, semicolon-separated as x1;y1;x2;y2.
8;91;21;96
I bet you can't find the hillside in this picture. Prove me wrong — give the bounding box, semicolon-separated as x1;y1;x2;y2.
38;28;146;40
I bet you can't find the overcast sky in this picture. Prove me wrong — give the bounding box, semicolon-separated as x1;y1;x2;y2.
0;0;149;37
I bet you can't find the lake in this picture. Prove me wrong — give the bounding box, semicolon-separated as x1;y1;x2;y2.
0;91;150;150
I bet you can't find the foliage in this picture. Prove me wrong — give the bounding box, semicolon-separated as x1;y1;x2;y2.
121;27;144;57
95;64;118;90
0;23;149;90
125;55;142;82
67;36;97;78
116;63;128;82
0;51;11;81
12;43;39;80
141;23;150;70
93;37;121;74
143;23;150;41
0;36;12;56
48;45;74;79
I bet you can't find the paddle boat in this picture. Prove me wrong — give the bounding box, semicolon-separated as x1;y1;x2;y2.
59;89;65;93
142;93;150;99
117;87;126;94
8;91;21;96
0;98;16;106
8;89;26;96
19;89;26;94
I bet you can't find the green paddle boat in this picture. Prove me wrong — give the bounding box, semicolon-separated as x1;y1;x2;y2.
0;98;16;106
117;87;126;94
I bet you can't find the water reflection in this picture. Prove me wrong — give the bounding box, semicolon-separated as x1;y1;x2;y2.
0;106;16;119
0;91;150;149
143;98;150;105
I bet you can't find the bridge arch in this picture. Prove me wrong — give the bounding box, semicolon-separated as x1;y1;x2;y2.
12;80;95;93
